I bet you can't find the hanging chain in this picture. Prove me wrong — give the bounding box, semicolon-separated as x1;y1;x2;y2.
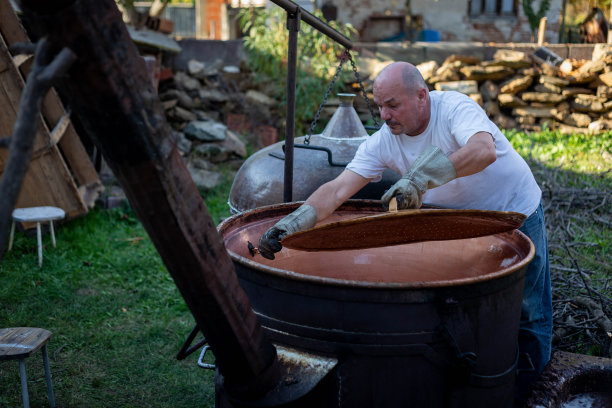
347;52;380;129
305;49;349;145
305;48;380;144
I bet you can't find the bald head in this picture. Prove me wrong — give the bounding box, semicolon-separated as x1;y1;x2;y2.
373;62;431;136
375;62;428;95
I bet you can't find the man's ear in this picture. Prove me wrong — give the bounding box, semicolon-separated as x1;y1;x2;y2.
417;87;428;101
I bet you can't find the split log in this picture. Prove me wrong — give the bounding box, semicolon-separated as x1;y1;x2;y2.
460;65;514;81
499;75;533;94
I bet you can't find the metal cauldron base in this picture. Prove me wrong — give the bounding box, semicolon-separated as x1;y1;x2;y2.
217;201;535;408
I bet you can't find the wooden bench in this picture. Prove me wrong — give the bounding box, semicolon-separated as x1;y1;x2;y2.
0;327;56;408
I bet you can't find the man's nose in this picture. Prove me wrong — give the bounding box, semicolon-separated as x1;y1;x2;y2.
380;107;390;120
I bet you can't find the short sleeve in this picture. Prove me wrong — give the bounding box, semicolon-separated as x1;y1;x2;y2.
346;133;387;182
447;95;498;146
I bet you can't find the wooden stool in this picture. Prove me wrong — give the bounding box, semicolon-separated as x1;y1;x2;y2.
0;327;56;408
8;206;65;267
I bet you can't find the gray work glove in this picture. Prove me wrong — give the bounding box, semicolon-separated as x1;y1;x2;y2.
258;204;317;260
381;146;457;210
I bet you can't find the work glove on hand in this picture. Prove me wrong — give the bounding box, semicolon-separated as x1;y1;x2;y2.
258;204;317;260
381;146;457;210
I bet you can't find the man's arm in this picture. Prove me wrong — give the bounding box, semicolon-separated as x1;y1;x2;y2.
306;169;372;221
380;131;497;210
448;131;497;177
258;169;371;259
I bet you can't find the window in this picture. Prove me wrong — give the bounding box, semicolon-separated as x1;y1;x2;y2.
469;0;518;16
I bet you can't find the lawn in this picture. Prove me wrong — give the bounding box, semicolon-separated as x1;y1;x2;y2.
0;130;610;407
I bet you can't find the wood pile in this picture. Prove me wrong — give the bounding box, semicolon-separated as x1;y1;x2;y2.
416;45;612;134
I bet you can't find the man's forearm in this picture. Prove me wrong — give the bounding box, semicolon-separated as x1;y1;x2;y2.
306;170;370;221
449;132;496;178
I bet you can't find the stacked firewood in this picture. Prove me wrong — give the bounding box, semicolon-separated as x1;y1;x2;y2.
416;46;612;134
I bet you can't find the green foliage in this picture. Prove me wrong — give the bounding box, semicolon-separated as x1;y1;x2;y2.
522;0;551;33
238;7;358;135
504;128;612;184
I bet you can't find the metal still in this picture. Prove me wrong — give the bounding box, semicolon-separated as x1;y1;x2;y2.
228;94;399;214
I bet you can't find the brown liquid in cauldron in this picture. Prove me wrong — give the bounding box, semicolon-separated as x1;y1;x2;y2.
224;212;532;285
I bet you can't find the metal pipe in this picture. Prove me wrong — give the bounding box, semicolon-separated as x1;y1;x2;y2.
284;9;300;202
269;0;353;49
559;0;568;43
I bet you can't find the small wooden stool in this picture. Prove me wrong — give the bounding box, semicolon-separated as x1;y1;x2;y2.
0;327;56;408
8;206;65;267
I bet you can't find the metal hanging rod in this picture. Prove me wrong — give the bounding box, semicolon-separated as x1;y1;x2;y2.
267;0;355;202
268;0;354;49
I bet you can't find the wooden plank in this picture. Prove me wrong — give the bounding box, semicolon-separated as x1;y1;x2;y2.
12;53;31;68
0;2;98;218
48;113;70;146
37;88;101;188
0;327;53;360
13;149;87;223
0;1;29;45
0;22;87;224
0;0;101;203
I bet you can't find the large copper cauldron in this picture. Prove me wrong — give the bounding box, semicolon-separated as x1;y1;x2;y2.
217;200;535;407
228;94;400;214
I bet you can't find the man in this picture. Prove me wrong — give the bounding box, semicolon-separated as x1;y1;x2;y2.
258;61;552;400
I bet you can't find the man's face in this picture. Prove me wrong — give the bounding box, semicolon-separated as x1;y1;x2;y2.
373;79;428;136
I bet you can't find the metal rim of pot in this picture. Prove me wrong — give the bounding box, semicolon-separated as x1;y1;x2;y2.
218;200;536;290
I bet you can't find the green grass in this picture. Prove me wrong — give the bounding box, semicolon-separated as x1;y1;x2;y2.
197;164;236;225
505;128;611;187
0;205;217;407
0;130;610;407
505;129;611;270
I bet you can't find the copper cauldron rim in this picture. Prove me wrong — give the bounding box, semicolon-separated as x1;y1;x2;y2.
218;200;536;290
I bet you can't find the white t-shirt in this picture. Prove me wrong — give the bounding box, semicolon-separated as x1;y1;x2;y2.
347;91;541;216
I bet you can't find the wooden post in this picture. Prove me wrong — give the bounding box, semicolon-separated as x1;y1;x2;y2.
195;0;206;39
608;3;612;43
19;0;280;400
538;17;547;45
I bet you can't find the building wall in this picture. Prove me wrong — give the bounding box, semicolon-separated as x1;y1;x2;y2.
319;0;563;43
329;0;404;34
151;0;565;43
410;0;563;43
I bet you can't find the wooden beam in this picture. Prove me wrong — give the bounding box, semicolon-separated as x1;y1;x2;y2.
18;0;280;399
